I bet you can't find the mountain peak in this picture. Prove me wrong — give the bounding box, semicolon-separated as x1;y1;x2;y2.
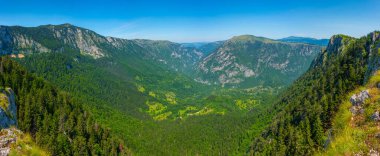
326;34;354;53
229;35;274;43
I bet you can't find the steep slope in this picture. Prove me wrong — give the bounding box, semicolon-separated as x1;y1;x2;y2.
1;128;48;155
196;35;323;88
0;24;210;117
278;36;329;46
0;57;130;155
0;24;202;73
191;41;225;56
320;70;380;155
131;39;203;73
0;87;17;129
250;31;380;155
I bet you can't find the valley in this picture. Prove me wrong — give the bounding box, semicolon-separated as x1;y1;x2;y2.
0;24;325;155
0;23;379;155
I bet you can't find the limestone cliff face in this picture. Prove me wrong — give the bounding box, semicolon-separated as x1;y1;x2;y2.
309;31;380;84
0;26;50;55
310;34;355;68
0;24;107;58
364;31;380;82
0;88;17;129
0;24;205;74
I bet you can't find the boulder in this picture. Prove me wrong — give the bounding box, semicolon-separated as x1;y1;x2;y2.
350;90;370;106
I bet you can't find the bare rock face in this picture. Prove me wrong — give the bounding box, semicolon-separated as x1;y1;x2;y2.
0;24;106;59
363;31;380;82
0;88;17;129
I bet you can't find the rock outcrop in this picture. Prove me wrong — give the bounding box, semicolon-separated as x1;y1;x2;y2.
349;90;370;115
0;88;17;129
350;90;370;106
364;31;380;83
0;128;20;156
0;24;106;58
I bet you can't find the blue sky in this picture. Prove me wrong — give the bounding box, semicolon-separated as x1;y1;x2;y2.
0;0;379;42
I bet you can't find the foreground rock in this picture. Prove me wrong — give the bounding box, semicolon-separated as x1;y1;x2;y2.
350;90;370;106
349;90;370;115
0;128;21;156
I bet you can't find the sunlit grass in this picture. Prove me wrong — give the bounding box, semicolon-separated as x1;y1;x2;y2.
320;70;380;155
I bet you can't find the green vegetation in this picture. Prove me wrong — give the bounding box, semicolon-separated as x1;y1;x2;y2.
5;128;50;156
320;71;380;155
11;38;279;154
195;34;322;88
5;24;377;155
0;57;129;155
0;92;9;111
250;33;379;155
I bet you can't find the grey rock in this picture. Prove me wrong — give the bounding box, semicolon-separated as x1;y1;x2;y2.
0;128;22;156
350;106;364;115
0;88;17;129
350;90;370;106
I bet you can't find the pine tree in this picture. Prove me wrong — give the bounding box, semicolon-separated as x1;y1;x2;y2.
312;116;324;148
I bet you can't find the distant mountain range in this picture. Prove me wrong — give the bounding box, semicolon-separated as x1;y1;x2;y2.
277;36;329;46
0;24;324;89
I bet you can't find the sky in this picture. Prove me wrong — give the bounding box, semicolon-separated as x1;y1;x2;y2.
0;0;379;42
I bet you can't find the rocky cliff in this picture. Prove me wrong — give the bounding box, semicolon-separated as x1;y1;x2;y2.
0;88;17;129
0;24;108;58
0;24;205;74
364;31;380;82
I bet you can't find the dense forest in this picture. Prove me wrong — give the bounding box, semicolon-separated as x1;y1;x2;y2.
0;57;129;155
250;33;380;155
14;52;278;155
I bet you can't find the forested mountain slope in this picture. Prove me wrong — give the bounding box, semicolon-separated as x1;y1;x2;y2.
0;57;129;155
250;31;380;155
195;35;322;88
